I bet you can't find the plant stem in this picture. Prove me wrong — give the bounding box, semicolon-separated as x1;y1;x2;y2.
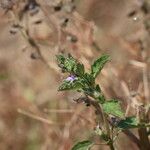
84;97;116;150
109;141;115;150
103;113;115;150
123;130;141;148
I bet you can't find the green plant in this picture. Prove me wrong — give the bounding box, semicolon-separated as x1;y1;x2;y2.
57;54;150;150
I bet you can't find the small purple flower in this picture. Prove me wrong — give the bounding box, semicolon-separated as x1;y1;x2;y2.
65;75;77;82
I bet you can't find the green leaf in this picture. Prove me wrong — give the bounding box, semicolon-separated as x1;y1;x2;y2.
83;87;95;97
56;55;65;64
56;54;77;73
74;63;85;76
58;78;83;91
57;54;85;76
117;117;139;129
117;117;150;129
72;141;93;150
91;54;110;78
102;100;125;119
84;73;95;85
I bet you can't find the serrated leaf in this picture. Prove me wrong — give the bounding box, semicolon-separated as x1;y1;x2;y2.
91;54;110;78
64;56;77;72
58;78;83;91
72;140;93;150
74;63;85;76
56;54;77;73
84;73;95;85
102;100;125;119
117;116;150;129
57;54;85;76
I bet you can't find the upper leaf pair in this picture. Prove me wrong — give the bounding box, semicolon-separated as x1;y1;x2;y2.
57;53;109;79
56;54;85;76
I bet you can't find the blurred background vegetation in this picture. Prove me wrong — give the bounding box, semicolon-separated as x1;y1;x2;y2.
0;0;149;150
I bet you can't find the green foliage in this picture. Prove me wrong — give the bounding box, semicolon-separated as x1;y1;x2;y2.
56;54;85;76
74;63;85;76
56;54;108;103
56;54;76;73
91;54;110;78
71;141;93;150
58;77;84;91
102;100;125;119
117;117;150;130
83;73;95;86
117;117;139;129
57;53;150;150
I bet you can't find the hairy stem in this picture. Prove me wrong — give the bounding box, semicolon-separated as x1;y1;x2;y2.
109;141;115;150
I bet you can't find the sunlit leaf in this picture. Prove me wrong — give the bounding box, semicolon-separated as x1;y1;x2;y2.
102;100;125;119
